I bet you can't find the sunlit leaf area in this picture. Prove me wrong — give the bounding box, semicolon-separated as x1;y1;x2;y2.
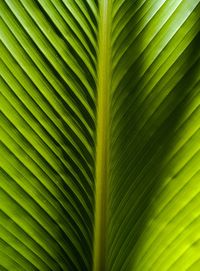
0;0;200;270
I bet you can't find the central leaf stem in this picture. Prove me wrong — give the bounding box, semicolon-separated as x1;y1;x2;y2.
93;0;111;270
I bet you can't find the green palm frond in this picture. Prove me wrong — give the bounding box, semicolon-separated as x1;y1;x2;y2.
108;1;200;270
0;0;200;270
0;1;97;270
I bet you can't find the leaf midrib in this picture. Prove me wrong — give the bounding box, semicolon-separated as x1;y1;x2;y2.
93;0;111;270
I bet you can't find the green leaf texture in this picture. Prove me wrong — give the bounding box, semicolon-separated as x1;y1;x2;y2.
0;0;98;270
1;0;200;271
108;1;200;270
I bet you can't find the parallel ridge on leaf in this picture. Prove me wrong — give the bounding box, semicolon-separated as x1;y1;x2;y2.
108;0;200;270
0;0;98;270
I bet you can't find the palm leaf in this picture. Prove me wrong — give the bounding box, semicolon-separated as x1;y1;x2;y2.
0;0;200;270
108;1;200;270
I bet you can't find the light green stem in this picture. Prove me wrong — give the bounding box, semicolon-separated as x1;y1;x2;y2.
93;0;111;270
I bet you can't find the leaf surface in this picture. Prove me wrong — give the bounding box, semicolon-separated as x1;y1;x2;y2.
0;0;200;270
